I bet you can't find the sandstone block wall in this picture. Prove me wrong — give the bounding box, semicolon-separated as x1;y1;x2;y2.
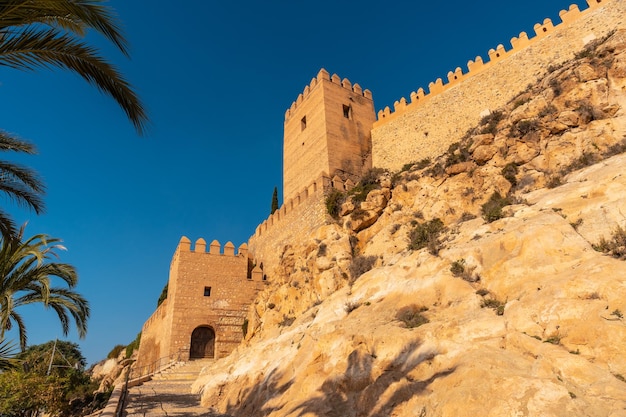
136;238;264;371
135;299;170;371
283;69;375;201
371;0;623;172
248;175;356;275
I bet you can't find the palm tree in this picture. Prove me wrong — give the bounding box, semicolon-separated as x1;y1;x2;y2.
0;0;148;135
0;225;89;350
0;132;45;240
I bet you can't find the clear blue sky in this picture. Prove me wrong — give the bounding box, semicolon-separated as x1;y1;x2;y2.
2;0;581;365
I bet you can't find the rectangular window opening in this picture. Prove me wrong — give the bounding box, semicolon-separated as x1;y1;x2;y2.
301;116;307;131
204;286;212;297
343;104;352;119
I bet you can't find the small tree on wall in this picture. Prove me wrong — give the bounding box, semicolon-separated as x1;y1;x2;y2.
271;187;279;214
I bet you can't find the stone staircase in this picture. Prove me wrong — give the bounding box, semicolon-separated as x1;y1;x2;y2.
123;359;227;417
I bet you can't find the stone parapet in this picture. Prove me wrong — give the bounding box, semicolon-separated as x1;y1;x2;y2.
249;174;356;275
372;0;620;171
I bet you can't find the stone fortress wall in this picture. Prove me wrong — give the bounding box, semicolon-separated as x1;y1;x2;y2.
249;69;377;273
372;0;622;171
135;238;264;371
248;174;358;274
136;0;622;370
248;0;622;275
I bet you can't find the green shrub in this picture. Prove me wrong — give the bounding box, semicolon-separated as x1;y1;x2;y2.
603;138;626;157
345;168;387;203
538;104;558;117
317;243;327;257
426;162;445;177
570;218;583;231
576;101;607;123
501;163;518;186
344;301;361;314
325;189;345;218
157;283;168;307
512;97;531;109
397;305;429;328
408;218;445;255
546;175;562;188
510;118;540;137
460;212;477;222
278;315;295;327
125;332;141;359
349;255;377;281
360;167;387;186
107;344;126;360
415;158;431;170
450;259;466;276
479;110;504;135
593;225;626;259
575;47;594;59
548;78;562;97
544;332;562;345
450;259;479;282
350;207;367;220
481;192;513;223
400;162;415;173
481;298;505;315
445;142;472;167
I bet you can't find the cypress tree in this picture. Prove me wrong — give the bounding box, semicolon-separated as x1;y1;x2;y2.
271;187;279;214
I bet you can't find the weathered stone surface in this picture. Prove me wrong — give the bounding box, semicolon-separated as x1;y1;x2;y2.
180;10;626;417
372;2;625;172
445;161;475;175
194;155;626;417
558;110;581;127
472;144;498;164
468;133;495;152
510;96;549;123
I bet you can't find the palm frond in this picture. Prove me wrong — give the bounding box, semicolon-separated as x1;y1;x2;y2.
0;0;129;55
0;131;38;154
9;310;26;350
0;27;147;134
0;338;20;370
0;228;89;348
0;209;18;241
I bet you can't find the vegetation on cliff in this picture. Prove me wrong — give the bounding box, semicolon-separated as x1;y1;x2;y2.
193;28;626;416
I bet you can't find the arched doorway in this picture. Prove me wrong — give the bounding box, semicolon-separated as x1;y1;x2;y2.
189;326;215;359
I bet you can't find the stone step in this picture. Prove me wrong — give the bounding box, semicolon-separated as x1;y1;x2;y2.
124;359;220;416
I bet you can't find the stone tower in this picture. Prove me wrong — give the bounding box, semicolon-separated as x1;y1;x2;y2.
283;68;376;202
135;237;264;370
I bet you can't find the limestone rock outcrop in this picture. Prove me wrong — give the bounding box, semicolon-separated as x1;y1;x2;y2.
191;30;626;417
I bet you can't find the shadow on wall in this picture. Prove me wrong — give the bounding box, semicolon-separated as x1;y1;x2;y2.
223;341;455;416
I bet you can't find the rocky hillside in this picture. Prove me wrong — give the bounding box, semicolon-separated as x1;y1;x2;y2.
192;30;626;417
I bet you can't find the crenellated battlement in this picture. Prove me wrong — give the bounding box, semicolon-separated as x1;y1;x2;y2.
253;173;355;239
137;234;264;368
175;236;248;257
284;68;373;122
375;0;604;125
139;0;620;371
